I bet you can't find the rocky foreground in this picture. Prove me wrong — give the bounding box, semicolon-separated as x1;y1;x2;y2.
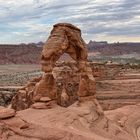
0;101;140;140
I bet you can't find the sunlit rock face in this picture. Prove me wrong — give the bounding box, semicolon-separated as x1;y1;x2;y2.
137;126;140;140
41;23;88;73
11;23;96;110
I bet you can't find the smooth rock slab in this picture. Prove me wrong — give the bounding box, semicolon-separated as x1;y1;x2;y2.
40;97;52;102
0;107;16;119
2;116;29;129
31;102;52;109
0;106;5;109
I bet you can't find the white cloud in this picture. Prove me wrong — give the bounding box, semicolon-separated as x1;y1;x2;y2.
0;0;140;43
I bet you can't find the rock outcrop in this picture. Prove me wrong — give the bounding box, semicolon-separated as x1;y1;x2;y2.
41;23;88;73
0;106;16;119
0;102;139;140
11;23;96;110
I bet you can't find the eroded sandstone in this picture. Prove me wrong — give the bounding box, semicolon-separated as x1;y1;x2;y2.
1;23;139;140
11;23;96;110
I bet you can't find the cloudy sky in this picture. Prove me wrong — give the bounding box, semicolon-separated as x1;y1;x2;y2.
0;0;140;44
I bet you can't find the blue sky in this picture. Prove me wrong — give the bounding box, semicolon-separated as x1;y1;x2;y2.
0;0;140;44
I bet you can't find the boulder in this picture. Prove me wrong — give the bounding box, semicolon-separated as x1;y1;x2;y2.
0;107;16;119
40;97;52;102
31;102;52;109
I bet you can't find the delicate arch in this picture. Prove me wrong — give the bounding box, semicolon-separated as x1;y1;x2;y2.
41;23;88;72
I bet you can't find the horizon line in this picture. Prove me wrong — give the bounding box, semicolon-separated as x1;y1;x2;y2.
1;41;140;46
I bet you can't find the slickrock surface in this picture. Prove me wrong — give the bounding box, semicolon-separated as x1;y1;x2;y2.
105;103;140;140
0;102;139;140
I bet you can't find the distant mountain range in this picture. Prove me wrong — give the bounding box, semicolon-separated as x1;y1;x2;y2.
0;41;140;64
87;41;140;57
0;44;42;64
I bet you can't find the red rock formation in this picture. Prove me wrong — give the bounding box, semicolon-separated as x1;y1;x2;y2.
41;23;88;73
33;73;57;101
0;102;139;140
11;23;96;110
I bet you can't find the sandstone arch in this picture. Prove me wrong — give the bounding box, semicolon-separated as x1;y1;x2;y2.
41;23;88;72
12;23;96;110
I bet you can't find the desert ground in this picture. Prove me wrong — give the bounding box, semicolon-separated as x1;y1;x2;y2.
0;64;42;86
